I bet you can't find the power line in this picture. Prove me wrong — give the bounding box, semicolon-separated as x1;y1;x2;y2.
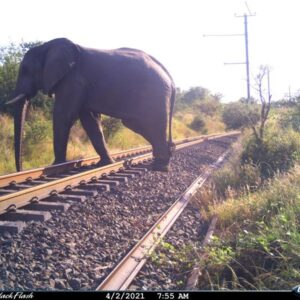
203;34;244;37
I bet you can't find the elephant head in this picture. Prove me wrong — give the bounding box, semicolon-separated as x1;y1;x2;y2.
6;38;80;171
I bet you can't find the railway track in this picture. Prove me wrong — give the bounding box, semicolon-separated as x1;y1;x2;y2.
0;131;239;290
0;133;223;193
0;132;235;220
97;150;229;290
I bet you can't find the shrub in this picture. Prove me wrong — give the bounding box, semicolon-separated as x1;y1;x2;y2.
213;162;261;198
189;115;206;133
0;114;14;174
200;166;300;290
212;137;261;197
241;128;300;180
222;102;260;130
198;98;221;116
25;119;51;145
102;116;123;140
279;104;300;132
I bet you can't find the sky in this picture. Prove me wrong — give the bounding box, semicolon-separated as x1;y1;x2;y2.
1;0;300;102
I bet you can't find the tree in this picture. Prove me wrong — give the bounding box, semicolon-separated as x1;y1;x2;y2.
198;98;221;116
175;86;219;113
102;116;123;140
222;101;260;130
249;65;272;143
0;41;52;115
240;66;293;181
181;86;209;103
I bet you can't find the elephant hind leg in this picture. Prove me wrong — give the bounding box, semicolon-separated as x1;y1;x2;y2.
149;128;170;172
79;110;114;166
122;118;170;171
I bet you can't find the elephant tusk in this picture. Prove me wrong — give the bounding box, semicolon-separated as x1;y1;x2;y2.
6;94;26;105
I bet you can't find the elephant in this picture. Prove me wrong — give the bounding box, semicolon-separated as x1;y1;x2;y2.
7;38;176;172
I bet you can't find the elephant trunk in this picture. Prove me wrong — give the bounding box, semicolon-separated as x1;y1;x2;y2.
13;97;29;172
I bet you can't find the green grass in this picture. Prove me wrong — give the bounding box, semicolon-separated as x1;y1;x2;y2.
187;121;300;290
0;114;15;174
196;166;300;289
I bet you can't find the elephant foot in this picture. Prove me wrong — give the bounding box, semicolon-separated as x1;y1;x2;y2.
96;157;115;167
151;158;170;172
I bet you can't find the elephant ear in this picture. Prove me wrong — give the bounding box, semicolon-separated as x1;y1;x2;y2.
42;40;79;95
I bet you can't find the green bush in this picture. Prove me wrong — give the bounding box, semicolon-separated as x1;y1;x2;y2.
222;102;260;130
212;138;261;197
202;166;300;290
241;128;300;179
279;104;300;132
25;119;52;145
0;114;15;174
198;98;221;116
102;116;123;140
213;162;261;197
189;115;206;133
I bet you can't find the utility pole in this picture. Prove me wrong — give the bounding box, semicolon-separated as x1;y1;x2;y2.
244;14;251;100
235;10;256;101
204;2;255;102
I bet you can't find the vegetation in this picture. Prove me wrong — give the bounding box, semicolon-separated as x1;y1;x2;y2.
222;101;260;130
241;128;300;180
193;163;300;290
279;102;300;132
199;96;300;289
150;120;300;290
189;115;206;133
145;66;300;290
195;68;300;289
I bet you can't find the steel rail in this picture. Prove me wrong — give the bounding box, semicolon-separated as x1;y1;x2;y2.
96;149;231;290
185;215;218;290
0;137;202;214
0;145;152;188
0;132;238;215
0;136;199;188
0;157;148;215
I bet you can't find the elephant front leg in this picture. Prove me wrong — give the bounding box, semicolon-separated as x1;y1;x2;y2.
52;108;74;165
79;110;115;166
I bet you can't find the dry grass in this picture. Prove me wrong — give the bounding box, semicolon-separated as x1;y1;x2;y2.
0;110;214;174
204;115;226;134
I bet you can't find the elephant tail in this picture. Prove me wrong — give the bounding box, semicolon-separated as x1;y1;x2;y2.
168;86;176;156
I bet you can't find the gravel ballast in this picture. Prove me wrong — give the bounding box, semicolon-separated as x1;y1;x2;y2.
0;135;238;290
